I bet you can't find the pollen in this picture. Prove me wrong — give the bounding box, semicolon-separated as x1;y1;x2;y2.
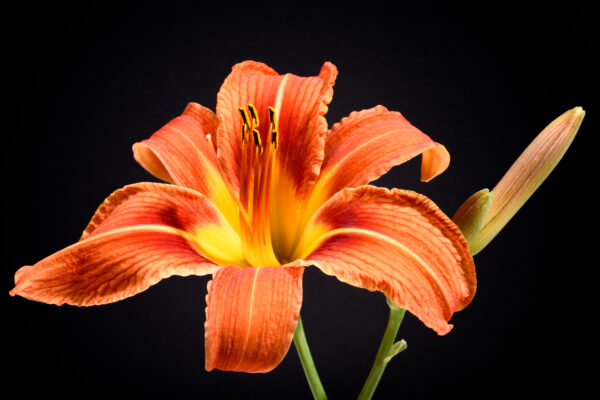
239;107;250;143
252;129;262;153
268;106;279;150
247;104;259;127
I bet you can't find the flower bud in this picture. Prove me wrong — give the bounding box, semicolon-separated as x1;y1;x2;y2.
452;189;494;247
469;107;585;255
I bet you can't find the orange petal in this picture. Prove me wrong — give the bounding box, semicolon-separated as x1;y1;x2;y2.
205;266;303;373
293;186;475;335
9;182;252;306
10;225;219;306
301;106;449;228
273;62;338;200
322;105;448;195
133;105;240;231
182;102;220;152
216;61;278;191
421;141;450;182
81;182;246;266
215;60;337;200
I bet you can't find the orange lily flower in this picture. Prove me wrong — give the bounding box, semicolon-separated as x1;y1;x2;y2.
10;61;476;373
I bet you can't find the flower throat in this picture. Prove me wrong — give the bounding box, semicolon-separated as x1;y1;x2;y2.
237;104;281;267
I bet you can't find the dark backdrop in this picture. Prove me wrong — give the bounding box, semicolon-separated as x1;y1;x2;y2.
5;3;596;399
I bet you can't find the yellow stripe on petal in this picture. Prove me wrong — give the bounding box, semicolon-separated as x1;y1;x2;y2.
11;224;219;306
292;186;475;335
133;112;242;233
300;106;450;236
470;107;585;255
81;182;247;268
193;222;248;267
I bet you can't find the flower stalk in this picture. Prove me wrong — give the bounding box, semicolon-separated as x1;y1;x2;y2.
358;298;407;400
294;316;327;400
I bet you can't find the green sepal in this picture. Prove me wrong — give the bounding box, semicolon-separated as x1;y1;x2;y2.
383;339;407;364
452;188;493;246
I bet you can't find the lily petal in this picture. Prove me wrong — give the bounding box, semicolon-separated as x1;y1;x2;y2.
10;182;250;306
182;102;220;151
133;105;240;231
272;62;338;200
81;182;246;266
292;186;475;335
323;106;449;184
216;60;337;199
205;266;303;373
301;106;449;228
216;61;278;191
10;225;219;306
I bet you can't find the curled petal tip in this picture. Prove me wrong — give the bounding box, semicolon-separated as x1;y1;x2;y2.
421;144;450;182
470;107;584;255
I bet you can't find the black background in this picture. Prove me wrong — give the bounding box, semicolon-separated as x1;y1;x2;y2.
4;3;597;399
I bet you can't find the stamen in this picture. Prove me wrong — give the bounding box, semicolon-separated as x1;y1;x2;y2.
237;104;281;267
252;128;262;154
268;106;279;150
240;125;246;143
247;104;259;127
238;107;250;144
238;107;250;126
268;106;276;128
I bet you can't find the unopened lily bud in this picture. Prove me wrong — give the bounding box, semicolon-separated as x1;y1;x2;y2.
453;189;494;247
469;107;585;255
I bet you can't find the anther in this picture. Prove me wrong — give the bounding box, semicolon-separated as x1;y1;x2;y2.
271;130;278;150
252;128;262;153
239;107;251;144
247;104;259;127
239;107;250;126
268;106;277;129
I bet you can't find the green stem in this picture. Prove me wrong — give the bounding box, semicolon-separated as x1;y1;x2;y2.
293;315;327;400
358;299;406;400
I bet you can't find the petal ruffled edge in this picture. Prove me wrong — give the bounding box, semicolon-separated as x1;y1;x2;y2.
215;60;337;201
204;266;303;372
320;105;449;194
10;225;219;306
9;181;256;306
300;106;450;235
132;107;241;231
182;102;220;151
81;182;246;266
290;185;475;335
215;61;279;191
214;61;338;260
